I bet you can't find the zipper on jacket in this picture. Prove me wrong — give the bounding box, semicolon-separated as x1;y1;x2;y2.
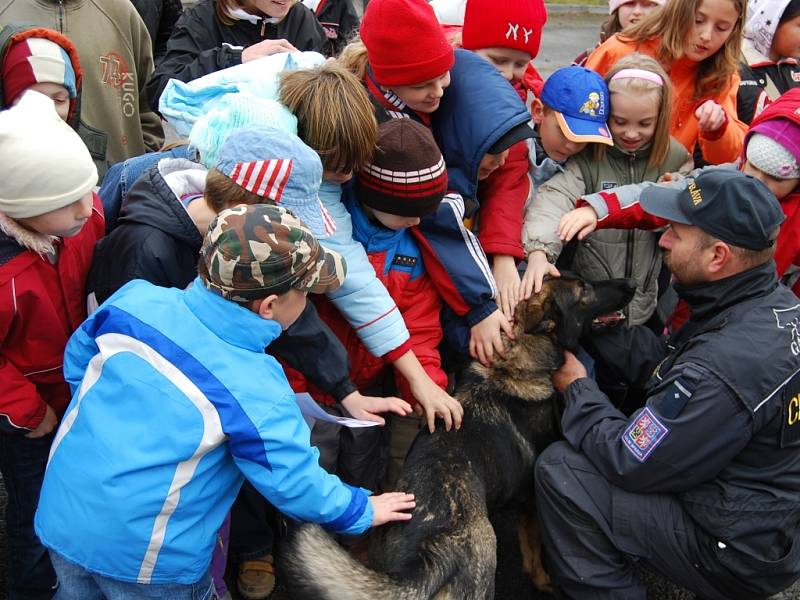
260;18;266;36
581;241;615;280
623;154;637;319
58;0;65;32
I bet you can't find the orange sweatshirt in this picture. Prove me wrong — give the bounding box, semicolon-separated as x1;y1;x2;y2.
585;36;747;165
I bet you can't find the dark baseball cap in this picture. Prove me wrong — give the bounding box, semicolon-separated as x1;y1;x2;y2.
640;169;785;251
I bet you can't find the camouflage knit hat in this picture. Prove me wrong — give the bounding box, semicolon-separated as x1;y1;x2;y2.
200;204;347;304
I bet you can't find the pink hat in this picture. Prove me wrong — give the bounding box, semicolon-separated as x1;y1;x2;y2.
609;0;665;15
462;0;548;59
360;0;455;87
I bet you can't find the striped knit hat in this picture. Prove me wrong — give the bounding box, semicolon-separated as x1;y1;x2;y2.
2;29;78;111
356;119;447;217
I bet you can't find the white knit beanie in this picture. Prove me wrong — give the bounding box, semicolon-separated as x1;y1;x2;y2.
0;90;97;219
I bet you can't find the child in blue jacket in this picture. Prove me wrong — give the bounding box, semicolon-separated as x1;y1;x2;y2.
34;204;415;598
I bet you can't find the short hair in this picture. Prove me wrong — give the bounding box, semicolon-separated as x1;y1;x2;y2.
696;229;777;269
279;63;378;174
781;0;800;23
204;168;266;214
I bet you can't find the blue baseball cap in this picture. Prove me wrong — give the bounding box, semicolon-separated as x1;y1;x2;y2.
215;126;337;239
540;66;613;146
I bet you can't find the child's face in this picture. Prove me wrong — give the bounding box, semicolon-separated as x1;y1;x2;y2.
473;47;532;84
17;191;93;238
249;0;296;19
388;72;451;114
608;89;659;153
742;160;799;200
683;0;738;62
616;0;660;29
17;82;70;121
536;109;587;162
770;14;800;62
369;207;421;230
478;150;510;180
323;168;354;184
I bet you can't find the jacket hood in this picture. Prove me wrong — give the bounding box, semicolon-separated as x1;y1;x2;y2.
744;87;800;156
745;0;792;58
432;48;532;202
116;158;206;248
0;24;83;130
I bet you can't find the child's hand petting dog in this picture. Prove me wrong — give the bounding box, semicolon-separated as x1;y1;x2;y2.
469;309;514;367
558;206;598;243
493;254;522;321
410;376;463;433
341;391;413;426
370;492;416;526
521;250;560;298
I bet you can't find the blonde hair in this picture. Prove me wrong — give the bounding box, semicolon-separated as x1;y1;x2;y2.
338;38;370;81
204;168;267;213
620;0;745;99
279;63;378;173
601;53;672;167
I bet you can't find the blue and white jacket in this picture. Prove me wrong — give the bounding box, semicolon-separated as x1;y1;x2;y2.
35;279;372;584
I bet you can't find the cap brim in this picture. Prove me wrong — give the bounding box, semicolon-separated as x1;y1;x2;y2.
555;112;613;146
639;184;693;224
295;244;347;295
488;122;535;154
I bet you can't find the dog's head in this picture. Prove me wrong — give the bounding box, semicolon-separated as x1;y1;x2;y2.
514;275;636;352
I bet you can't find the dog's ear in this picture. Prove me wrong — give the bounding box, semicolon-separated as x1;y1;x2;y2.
551;287;585;352
515;295;557;335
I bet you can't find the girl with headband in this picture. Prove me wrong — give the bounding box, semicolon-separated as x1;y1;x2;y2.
522;54;692;331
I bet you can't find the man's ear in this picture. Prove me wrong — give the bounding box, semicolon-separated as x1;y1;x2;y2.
707;241;733;275
256;294;279;320
531;98;544;126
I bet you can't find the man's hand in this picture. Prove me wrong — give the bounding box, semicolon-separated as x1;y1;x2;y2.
520;250;560;298
694;100;726;133
409;375;463;433
25;404;57;439
469;309;514;367
558;206;598;242
341;391;412;426
551;350;588;393
242;38;298;63
370;492;415;526
493;254;522;321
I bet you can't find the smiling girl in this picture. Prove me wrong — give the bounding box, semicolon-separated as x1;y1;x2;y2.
521;54;692;325
146;0;327;109
585;0;748;165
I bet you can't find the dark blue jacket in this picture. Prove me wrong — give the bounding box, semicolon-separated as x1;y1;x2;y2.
412;49;531;349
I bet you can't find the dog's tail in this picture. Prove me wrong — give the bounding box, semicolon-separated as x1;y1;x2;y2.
284;524;451;600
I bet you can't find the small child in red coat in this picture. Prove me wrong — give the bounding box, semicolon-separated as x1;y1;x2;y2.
0;90;103;598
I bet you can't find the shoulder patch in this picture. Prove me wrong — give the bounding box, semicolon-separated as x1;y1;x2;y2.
622;407;669;462
657;377;694;419
781;370;800;448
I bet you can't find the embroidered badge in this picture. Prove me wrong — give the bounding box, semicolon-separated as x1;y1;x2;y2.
601;181;617;191
781;370;800;448
579;92;602;116
622;407;669;462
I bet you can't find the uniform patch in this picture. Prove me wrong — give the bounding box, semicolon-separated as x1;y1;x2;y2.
781;370;800;448
392;254;417;268
658;377;693;419
622;407;669;462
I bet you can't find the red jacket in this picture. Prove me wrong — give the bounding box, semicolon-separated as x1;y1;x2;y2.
0;195;104;433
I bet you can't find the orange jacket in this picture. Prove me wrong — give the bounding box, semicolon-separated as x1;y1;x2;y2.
585;36;747;165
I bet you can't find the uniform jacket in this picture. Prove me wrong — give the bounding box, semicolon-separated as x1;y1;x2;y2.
146;0;326;110
0;195;104;433
302;0;358;57
523;139;691;324
563;263;800;598
317;181;410;359
738;38;800;125
35;279;373;584
293;190;446;405
88;157;358;401
586;36;748;165
0;0;164;166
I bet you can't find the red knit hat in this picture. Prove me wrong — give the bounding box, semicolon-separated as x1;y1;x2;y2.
360;0;455;87
462;0;548;59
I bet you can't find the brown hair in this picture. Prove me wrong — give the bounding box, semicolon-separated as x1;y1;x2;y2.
214;0;297;26
620;0;745;98
204;168;268;213
600;11;624;42
600;53;673;167
279;63;378;174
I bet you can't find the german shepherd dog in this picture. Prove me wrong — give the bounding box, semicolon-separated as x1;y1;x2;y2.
284;275;636;600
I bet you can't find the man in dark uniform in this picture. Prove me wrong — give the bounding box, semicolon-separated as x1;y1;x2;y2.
535;169;800;600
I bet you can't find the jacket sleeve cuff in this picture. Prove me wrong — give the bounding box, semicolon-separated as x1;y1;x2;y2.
321;484;373;535
482;241;525;260
522;241;559;263
698;107;729;142
221;44;243;68
465;302;499;327
330;378;358;403
384;340;412;363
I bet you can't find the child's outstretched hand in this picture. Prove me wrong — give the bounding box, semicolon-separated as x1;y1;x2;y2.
469;309;514;367
558;206;598;242
409;375;463;433
493;254;522;321
694;100;727;133
520;250;560;298
341;391;413;426
370;492;415;526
